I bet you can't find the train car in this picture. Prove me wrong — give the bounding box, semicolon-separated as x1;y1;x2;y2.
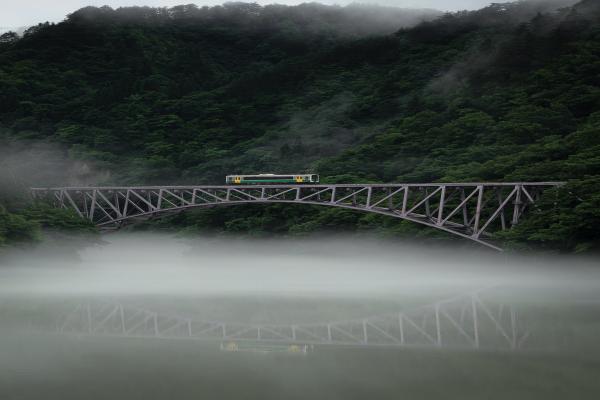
225;173;319;185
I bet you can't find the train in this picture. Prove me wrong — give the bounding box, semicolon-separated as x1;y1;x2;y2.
225;173;319;185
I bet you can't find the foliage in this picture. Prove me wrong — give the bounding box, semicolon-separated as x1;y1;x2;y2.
0;202;96;247
1;1;599;251
0;204;40;246
21;203;98;233
497;178;600;252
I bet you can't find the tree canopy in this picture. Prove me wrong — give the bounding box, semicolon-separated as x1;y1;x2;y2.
1;1;599;251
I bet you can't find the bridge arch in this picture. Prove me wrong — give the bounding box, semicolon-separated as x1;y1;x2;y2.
97;200;499;250
32;182;563;251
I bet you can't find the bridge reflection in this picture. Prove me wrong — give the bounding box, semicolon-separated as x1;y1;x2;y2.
48;290;528;351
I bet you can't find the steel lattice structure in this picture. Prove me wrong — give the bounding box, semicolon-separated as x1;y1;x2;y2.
31;182;562;251
53;291;528;351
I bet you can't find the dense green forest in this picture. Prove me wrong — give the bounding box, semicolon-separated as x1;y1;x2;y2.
1;0;599;252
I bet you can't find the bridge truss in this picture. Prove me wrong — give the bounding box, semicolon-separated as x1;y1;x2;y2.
52;291;528;351
31;182;562;250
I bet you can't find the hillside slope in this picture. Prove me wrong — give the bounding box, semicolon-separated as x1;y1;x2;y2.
0;1;599;251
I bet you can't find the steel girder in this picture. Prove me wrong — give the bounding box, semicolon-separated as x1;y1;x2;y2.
31;182;563;251
50;290;528;351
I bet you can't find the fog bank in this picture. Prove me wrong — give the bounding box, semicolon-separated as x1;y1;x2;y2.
1;234;599;299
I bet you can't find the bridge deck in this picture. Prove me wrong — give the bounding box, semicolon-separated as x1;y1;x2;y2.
32;182;564;190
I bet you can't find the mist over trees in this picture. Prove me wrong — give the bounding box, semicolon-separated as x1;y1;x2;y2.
0;1;599;251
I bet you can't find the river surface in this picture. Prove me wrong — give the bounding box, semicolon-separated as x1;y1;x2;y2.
1;234;599;399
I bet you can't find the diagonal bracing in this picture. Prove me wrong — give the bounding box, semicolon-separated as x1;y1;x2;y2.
32;182;563;251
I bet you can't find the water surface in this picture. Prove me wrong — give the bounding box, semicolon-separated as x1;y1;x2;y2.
1;235;599;399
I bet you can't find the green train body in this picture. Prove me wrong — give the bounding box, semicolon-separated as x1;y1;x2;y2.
225;174;319;185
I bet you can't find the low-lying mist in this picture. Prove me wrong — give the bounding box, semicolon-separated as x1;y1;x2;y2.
1;233;599;299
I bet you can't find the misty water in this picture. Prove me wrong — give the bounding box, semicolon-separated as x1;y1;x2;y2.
1;234;599;399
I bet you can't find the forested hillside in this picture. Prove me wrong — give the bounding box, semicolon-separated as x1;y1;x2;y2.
1;1;599;252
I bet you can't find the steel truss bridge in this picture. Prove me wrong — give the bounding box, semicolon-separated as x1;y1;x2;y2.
52;291;528;351
32;182;562;251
